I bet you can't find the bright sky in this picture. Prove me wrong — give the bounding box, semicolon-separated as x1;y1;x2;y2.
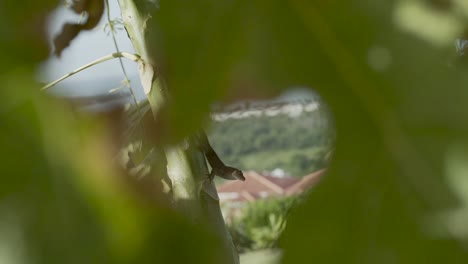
37;2;144;97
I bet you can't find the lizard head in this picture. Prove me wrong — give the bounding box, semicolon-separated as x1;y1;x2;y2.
232;169;245;181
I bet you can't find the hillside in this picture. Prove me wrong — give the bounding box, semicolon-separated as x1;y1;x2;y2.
208;99;334;177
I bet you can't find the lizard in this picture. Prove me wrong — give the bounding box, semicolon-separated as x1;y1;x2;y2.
196;131;245;182
65;94;244;183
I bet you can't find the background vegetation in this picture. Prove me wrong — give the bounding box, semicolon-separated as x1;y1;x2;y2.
228;196;303;253
209;101;334;177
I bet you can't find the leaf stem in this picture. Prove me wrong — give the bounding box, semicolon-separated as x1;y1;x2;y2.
41;52;141;91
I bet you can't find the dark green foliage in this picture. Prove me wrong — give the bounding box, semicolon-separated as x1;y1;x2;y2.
3;0;468;263
0;1;230;263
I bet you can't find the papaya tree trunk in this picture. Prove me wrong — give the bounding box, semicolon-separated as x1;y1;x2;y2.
116;1;239;263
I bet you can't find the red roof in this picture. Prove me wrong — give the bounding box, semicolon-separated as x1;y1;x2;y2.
285;169;325;195
216;169;325;203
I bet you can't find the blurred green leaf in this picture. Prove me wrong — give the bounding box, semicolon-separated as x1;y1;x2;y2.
4;0;468;263
0;1;230;263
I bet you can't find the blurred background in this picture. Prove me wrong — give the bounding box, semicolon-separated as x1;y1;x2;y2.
3;0;468;263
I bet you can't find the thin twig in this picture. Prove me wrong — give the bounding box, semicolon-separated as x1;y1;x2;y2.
105;0;139;107
41;52;141;91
